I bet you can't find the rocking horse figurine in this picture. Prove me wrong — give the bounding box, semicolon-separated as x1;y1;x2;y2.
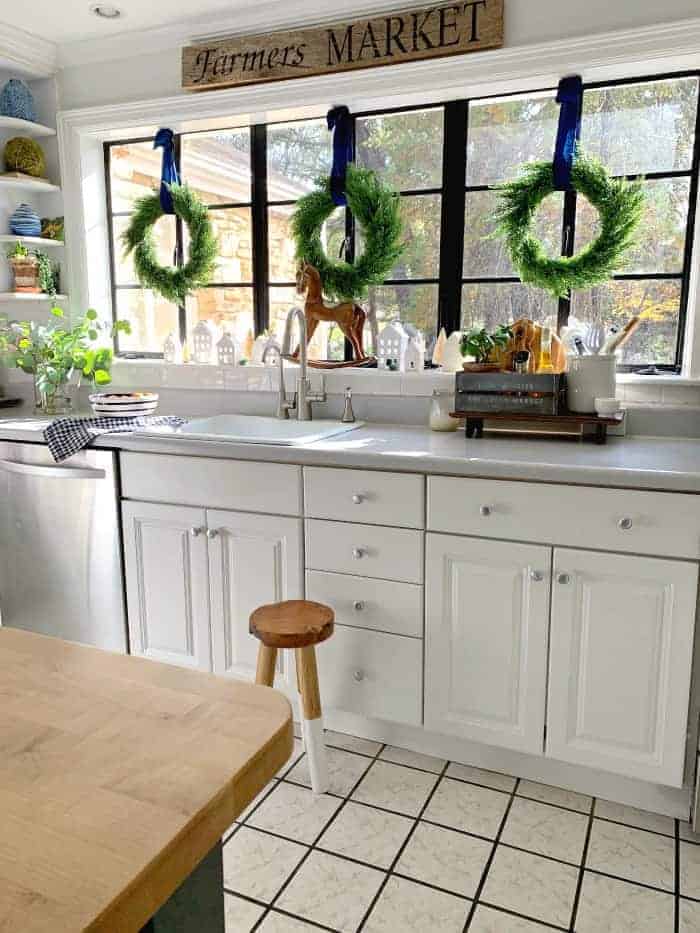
291;262;377;368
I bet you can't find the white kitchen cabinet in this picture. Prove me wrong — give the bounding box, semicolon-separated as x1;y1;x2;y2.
121;501;212;671
208;509;303;683
547;548;698;787
425;534;551;755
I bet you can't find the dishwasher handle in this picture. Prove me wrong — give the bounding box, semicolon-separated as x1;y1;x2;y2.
0;458;106;480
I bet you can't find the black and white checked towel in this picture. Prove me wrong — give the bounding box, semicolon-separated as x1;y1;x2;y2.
45;415;186;462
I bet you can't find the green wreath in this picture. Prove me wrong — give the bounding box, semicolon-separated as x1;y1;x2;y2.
291;165;404;301
122;183;217;305
493;152;645;298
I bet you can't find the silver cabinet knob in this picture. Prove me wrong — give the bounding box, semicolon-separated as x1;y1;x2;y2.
206;528;219;539
190;526;203;537
352;494;364;505
353;670;365;682
530;570;544;582
352;547;365;560
353;600;365;611
557;573;571;585
618;517;633;530
479;505;492;517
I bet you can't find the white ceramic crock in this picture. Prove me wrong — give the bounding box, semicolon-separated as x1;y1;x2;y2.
567;354;616;413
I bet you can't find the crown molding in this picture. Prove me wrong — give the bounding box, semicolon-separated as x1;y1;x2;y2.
0;21;58;78
56;16;700;134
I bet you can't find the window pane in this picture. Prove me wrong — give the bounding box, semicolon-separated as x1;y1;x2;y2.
268;286;345;361
268;204;346;284
112;215;176;286
464;189;563;277
108;140;158;212
185;287;254;346
582;77;699;176
180;129;251;205
368;283;439;336
184;207;252;283
570;280;681;366
467;93;558;187
461;283;558;332
357;194;440;279
267;119;332;201
356;108;444;191
575;178;690;275
115;288;178;354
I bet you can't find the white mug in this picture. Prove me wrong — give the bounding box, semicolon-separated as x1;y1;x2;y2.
567;354;616;413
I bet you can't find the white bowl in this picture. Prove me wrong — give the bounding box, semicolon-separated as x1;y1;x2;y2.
89;391;159;416
594;396;622;417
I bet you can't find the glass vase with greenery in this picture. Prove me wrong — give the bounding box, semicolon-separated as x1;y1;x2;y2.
0;307;131;414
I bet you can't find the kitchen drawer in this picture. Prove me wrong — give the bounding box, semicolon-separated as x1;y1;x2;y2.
121;452;301;516
428;475;700;559
316;625;423;726
304;466;424;528
306;570;423;638
306;519;423;583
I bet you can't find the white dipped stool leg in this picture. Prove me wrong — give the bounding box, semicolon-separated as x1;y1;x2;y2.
295;646;328;794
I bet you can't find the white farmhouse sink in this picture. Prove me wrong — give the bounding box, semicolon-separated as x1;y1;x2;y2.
174;414;363;445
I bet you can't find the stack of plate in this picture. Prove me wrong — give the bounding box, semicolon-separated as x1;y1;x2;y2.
89;392;159;416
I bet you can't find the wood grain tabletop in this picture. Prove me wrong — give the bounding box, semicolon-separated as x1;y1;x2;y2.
0;627;293;932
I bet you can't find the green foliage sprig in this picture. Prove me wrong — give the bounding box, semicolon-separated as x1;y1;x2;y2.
291;165;404;301
35;251;58;297
492;152;645;298
0;307;131;394
460;325;512;363
121;183;218;304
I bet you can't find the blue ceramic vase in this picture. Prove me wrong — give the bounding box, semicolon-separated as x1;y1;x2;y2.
0;80;36;123
10;203;41;237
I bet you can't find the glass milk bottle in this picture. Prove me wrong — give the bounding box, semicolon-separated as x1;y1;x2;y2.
429;389;458;432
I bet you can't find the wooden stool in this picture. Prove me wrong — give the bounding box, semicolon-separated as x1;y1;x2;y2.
250;599;334;794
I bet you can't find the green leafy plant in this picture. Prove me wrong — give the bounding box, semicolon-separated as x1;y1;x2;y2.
6;241;30;260
460;325;512;363
0;307;131;410
34;251;58;297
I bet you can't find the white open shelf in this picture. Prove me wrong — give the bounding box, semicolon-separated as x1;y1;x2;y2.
0;174;61;194
0;116;56;138
0;234;63;248
0;292;68;302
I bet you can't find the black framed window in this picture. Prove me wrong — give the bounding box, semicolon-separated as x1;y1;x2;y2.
105;70;700;371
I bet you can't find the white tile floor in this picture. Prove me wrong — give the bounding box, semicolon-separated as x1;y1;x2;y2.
222;729;700;932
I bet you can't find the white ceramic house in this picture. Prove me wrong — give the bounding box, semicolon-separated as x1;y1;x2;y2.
216;331;238;366
377;321;408;370
401;336;424;372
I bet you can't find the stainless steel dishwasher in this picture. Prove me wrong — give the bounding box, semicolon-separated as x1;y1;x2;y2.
0;441;127;651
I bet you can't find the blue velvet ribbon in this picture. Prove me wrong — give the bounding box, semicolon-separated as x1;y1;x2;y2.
154;128;180;214
553;76;583;190
327;106;353;206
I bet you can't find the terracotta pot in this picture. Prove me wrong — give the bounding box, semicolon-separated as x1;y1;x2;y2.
462;361;502;373
9;255;40;293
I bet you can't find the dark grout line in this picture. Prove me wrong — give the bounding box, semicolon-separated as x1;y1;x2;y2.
249;740;388;932
584;867;676;897
593;814;676;840
355;760;448;931
568;795;597;931
675;818;681;933
477;900;571;932
462;778;520;932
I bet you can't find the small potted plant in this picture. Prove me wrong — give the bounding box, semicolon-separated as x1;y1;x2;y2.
460;325;512;372
6;241;40;293
0;306;131;414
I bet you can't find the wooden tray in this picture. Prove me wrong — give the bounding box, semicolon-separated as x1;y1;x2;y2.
450;409;624;444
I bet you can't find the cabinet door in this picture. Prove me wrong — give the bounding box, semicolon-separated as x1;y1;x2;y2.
547;548;698;787
207;510;303;684
121;501;211;670
425;534;551;754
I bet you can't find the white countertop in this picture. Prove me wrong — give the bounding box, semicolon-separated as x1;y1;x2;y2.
2;411;700;492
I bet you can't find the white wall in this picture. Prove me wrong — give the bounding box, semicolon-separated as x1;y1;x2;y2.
56;0;700;110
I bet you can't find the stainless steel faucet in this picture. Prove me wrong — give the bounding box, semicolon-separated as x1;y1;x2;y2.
277;307;326;421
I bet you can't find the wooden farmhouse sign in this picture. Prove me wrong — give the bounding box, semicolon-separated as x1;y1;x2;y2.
182;1;503;91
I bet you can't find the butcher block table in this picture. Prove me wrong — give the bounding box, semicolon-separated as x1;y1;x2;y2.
0;628;293;932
